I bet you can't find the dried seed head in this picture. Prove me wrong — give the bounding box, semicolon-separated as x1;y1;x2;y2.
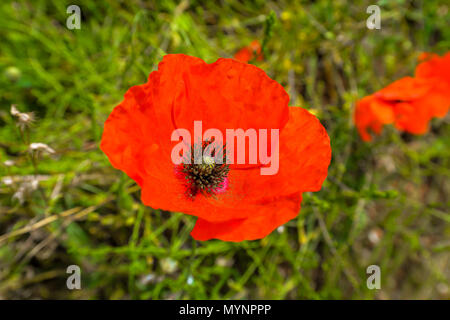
12;179;39;204
10;105;20;116
11;105;35;129
29;142;55;155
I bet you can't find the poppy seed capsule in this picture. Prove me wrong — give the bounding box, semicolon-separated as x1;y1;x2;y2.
181;144;229;198
202;156;215;169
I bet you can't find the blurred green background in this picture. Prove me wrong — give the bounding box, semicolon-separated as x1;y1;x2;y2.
0;0;449;299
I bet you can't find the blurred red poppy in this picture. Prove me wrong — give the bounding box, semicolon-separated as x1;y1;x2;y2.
101;54;331;241
354;52;450;141
234;40;264;63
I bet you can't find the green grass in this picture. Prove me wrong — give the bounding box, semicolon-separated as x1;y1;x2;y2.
0;0;449;299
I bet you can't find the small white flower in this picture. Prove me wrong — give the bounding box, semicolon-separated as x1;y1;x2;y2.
160;258;178;274
29;142;55;154
139;274;156;286
187;275;194;285
368;228;383;245
3;160;14;167
277;226;285;233
2;177;13;186
215;257;233;267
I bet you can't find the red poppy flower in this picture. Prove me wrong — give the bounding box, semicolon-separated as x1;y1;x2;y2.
354;52;450;141
233;40;264;63
100;54;331;241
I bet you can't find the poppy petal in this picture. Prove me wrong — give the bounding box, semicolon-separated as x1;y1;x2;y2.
229;106;331;200
190;193;302;241
375;77;432;101
172;57;290;136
